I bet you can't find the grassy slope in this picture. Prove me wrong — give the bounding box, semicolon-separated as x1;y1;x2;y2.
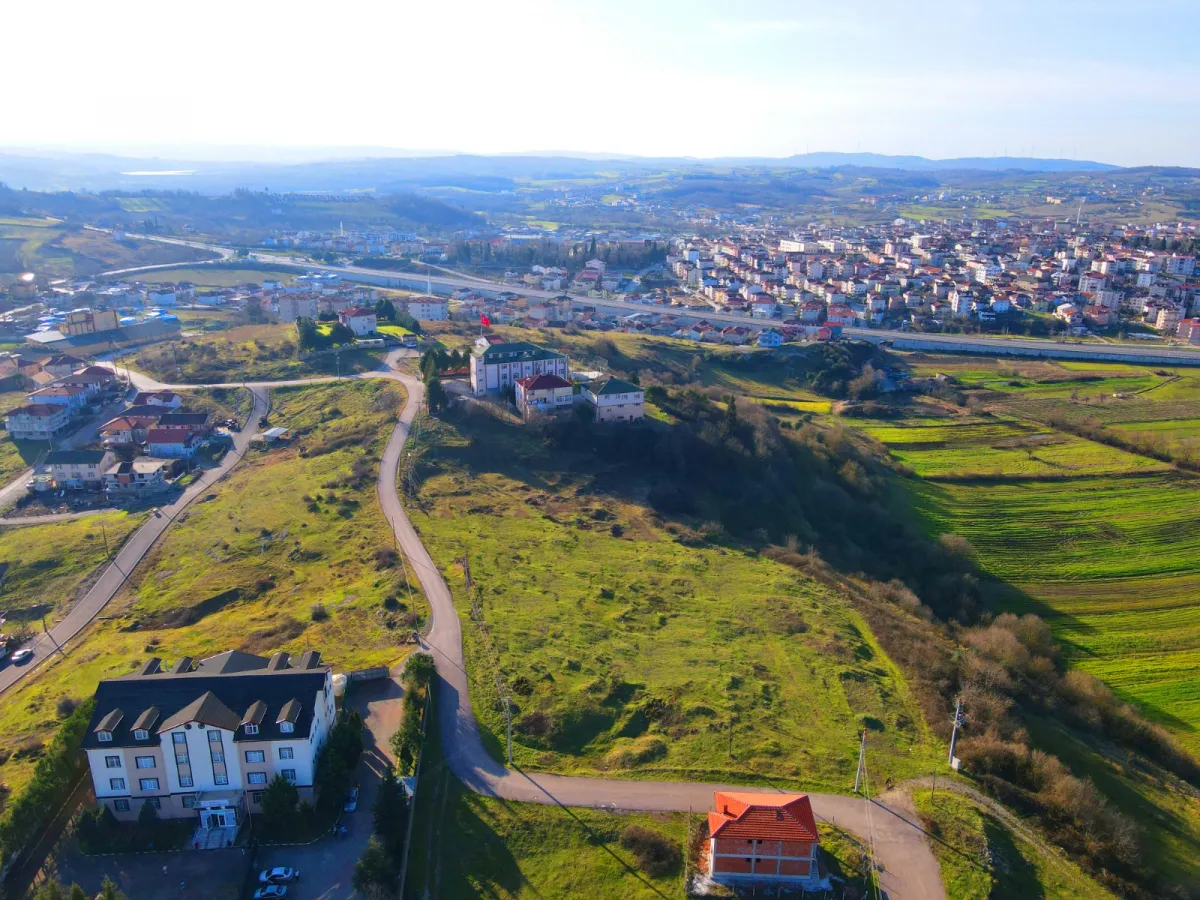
0;381;421;802
405;408;938;789
911;790;1114;899
118;266;301;288
0;511;145;624
127;323;383;383
0;221;213;278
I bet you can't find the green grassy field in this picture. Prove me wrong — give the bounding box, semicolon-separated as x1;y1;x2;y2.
118;266;300;287
0;511;146;625
404;409;939;790
911;789;1114;899
128;323;384;383
0;381;420;801
0;223;213;278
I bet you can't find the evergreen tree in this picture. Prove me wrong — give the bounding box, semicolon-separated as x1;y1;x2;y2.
261;773;299;829
352;836;398;900
426;378;448;414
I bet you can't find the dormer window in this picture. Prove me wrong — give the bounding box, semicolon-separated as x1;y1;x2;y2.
280;722;293;734
98;731;113;743
245;724;259;736
134;729;149;741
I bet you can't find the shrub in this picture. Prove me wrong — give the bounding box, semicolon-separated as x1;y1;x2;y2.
310;603;330;622
620;825;680;877
56;697;79;719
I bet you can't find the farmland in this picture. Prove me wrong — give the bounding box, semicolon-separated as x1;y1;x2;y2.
404;406;939;790
0;218;214;278
114;265;300;288
0;381;420;800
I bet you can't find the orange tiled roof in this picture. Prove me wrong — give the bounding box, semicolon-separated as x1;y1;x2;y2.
707;792;819;843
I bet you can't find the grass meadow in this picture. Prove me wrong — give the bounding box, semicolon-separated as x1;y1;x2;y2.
0;381;421;800
404;407;939;790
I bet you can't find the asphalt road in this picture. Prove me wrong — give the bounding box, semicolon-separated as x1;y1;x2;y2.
0;387;269;696
375;360;945;900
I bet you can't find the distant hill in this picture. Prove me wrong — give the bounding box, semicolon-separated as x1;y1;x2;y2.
716;152;1119;172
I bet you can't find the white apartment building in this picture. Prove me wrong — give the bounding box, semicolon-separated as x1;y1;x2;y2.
406;298;449;321
83;650;335;834
469;341;568;395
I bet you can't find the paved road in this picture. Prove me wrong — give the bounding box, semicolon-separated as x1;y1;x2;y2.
0;388;269;696
374;362;944;899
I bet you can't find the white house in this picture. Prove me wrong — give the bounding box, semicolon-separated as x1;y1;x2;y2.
83;650;334;833
337;307;377;337
470;341;569;395
756;329;783;348
406;298;448;321
5;403;74;440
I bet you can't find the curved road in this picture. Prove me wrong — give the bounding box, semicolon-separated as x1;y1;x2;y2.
376;360;945;900
1;352;944;897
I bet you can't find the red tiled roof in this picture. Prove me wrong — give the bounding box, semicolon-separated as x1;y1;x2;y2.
6;403;66;417
146;428;195;444
516;374;572;391
708;792;819;843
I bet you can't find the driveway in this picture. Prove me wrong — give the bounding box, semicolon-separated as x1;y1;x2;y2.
256;675;406;900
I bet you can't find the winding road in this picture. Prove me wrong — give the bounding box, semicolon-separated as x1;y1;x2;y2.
1;351;945;897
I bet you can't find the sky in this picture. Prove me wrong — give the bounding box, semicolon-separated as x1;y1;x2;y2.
5;0;1200;166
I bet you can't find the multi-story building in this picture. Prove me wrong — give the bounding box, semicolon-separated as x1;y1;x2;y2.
338;307;377;336
82;649;335;834
4;403;73;440
514;373;575;418
470;341;568;395
705;791;827;890
46;449;115;488
581;376;644;423
406;298;449;321
62;308;120;337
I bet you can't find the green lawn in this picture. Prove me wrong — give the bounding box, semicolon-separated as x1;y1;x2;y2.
377;324;414;338
128;323;384;383
0;381;420;800
0;511;146;625
404;410;939;790
118;266;299;288
911;790;1114;899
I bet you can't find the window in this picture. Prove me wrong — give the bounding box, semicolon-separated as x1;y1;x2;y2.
208;730;222;743
114;799;130;812
146;797;161;809
179;775;193;788
278;747;294;760
281;769;296;784
135;756;155;769
104;755;121;769
138;778;159;791
244;724;259;736
280;722;294;734
175;752;189;764
247;772;267;785
211;750;224;762
133;729;148;741
98;731;112;743
172;733;187;745
252;792;264;804
245;750;265;763
109;778;126;791
214;774;229;786
182;795;195;809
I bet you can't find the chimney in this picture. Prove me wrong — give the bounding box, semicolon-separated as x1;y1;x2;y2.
267;651;290;671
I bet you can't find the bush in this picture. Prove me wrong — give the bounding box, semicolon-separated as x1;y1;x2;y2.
310;602;330;622
56;697;79;719
620;824;680;877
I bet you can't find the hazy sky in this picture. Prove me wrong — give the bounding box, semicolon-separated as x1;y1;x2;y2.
6;0;1200;165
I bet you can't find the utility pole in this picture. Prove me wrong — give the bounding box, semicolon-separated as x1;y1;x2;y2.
505;697;514;766
854;728;868;794
727;716;734;758
100;523;111;559
948;697;964;767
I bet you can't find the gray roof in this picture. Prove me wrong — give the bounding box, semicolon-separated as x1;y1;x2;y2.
46;449;109;466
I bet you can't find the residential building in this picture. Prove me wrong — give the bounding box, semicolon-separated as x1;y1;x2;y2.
146;428;200;459
104;458;170;495
132;390;183;409
5;403;73;440
46;449;115;488
28;383;90;410
756;329;783;348
275;295;319;324
82;649;334;827
705;791;827;890
470;341;569;396
62;308;120;337
406;298;449;321
514;373;575;418
582;377;644;423
338;307;377;336
100;414;161;447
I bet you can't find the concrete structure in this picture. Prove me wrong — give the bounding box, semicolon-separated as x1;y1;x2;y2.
706;792;827;890
338;307;377;336
581;377;644;423
406;297;449;321
83;650;334;827
46;449;115;488
470;341;568;395
103;458;170;495
4;403;73;440
63;308;120;337
514;373;575;418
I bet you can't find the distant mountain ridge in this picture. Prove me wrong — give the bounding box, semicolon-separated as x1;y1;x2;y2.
0;147;1119;194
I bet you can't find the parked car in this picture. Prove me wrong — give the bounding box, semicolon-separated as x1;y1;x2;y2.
259;867;300;885
344;785;360;812
253;887;287;899
10;648;34;664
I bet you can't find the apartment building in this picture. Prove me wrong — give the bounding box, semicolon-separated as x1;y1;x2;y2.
83;649;335;833
469;341;568;395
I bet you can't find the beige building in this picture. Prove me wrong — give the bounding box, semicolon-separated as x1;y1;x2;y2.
582;376;645;423
83;650;335;844
63;308;120;336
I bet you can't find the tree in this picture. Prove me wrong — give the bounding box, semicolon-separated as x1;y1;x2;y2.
329;322;356;345
353;836;398;900
374;298;397;322
68;885;87;900
32;880;67;900
261;773;300;829
137;798;159;831
98;877;128;900
373;767;407;851
426;378;448;413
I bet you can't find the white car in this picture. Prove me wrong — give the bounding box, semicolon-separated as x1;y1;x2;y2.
259;867;300;885
253;887;287;899
10;648;34;664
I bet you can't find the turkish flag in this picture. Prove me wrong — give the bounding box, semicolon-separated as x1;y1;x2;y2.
480;314;491;327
